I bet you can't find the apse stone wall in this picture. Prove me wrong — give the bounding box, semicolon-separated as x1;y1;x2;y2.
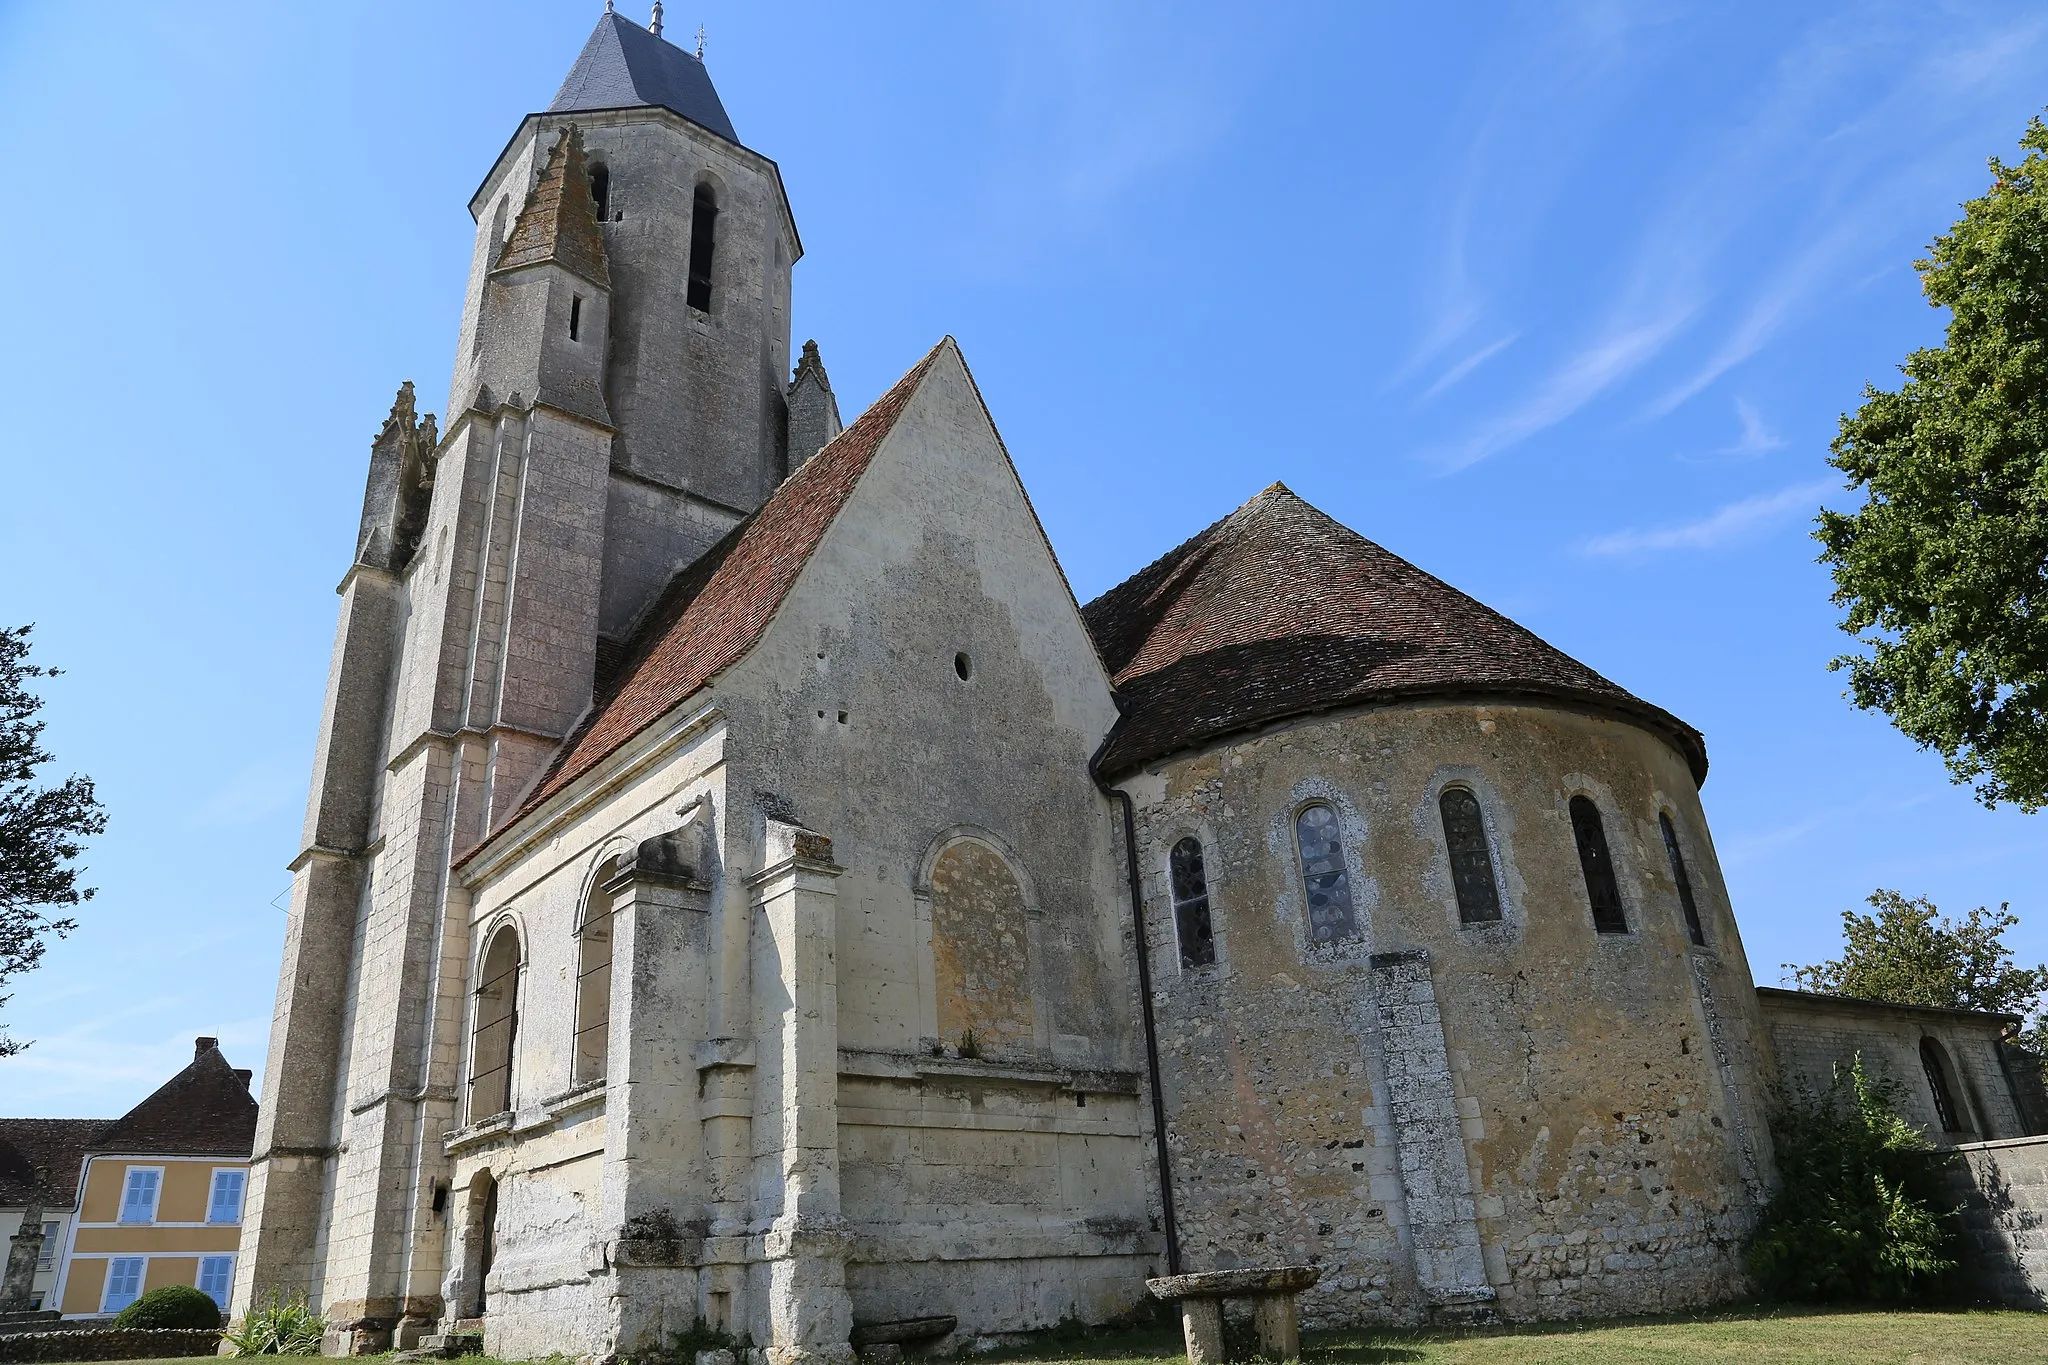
1117;698;1774;1325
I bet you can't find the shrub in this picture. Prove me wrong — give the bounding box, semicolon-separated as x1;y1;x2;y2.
111;1283;222;1330
221;1290;327;1355
1746;1053;1959;1302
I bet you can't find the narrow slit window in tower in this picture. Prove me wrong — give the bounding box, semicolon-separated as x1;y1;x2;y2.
1660;812;1707;946
1440;787;1502;924
1169;836;1216;969
569;294;582;341
1295;803;1359;943
1570;795;1628;934
687;183;717;312
589;162;611;221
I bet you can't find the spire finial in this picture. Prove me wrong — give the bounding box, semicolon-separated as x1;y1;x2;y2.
604;0;613;11
649;1;663;36
695;24;706;59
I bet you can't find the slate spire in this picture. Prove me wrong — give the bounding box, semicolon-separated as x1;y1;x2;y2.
549;9;740;144
494;125;610;289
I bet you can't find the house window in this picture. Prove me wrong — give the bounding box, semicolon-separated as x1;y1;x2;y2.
102;1257;145;1313
686;183;717;311
1439;787;1502;924
1295;803;1359;943
208;1168;247;1224
469;924;522;1120
1569;795;1628;934
197;1255;235;1307
1920;1036;1970;1134
1168;836;1216;969
1659;812;1707;946
573;869;616;1086
37;1222;57;1269
118;1168;161;1225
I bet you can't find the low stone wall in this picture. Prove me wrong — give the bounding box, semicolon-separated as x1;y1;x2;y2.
1939;1134;2048;1309
0;1328;222;1362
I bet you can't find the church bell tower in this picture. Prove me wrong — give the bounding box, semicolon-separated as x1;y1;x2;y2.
236;10;801;1348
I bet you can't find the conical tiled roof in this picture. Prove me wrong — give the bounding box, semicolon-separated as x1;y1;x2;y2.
495;126;610;289
548;11;739;144
1082;484;1707;781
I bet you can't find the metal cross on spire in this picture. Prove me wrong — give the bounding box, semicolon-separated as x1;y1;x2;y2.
649;1;663;36
695;25;706;59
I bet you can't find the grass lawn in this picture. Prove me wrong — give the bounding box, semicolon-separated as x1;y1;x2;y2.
75;1308;2048;1365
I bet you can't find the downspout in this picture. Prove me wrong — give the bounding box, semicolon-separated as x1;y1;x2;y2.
1094;764;1182;1275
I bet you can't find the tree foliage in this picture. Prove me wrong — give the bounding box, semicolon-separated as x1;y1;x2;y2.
1747;1055;1958;1303
0;624;106;1057
1817;115;2048;809
1789;889;2048;1014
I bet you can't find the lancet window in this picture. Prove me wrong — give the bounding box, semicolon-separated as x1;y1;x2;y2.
1169;836;1217;969
1439;787;1502;924
573;866;616;1086
1659;812;1707;946
469;924;521;1120
687;183;717;312
1295;803;1358;943
1569;795;1628;934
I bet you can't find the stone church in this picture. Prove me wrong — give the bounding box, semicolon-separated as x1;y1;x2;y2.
237;10;2047;1360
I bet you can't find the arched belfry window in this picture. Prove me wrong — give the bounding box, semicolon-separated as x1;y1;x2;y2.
573;863;618;1086
469;924;522;1120
1920;1036;1970;1135
1439;787;1501;925
589;162;611;222
1295;803;1359;944
1659;812;1707;947
1169;837;1216;969
686;183;717;312
1569;795;1628;934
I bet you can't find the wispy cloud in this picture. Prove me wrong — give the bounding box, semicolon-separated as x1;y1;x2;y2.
1686;398;1786;460
1581;477;1833;557
1433;312;1691;473
1420;332;1520;403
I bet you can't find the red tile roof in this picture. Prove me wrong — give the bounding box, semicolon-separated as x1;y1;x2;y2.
1082;484;1708;782
86;1039;256;1158
494;340;947;831
0;1119;108;1207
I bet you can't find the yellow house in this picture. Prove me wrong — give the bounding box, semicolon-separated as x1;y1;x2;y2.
51;1038;256;1317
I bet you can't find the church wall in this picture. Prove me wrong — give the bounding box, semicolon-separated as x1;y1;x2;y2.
710;346;1161;1340
1120;700;1774;1326
446;718;733;1361
1756;989;2033;1143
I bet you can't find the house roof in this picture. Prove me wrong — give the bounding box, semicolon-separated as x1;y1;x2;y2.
548;12;740;144
0;1119;108;1208
492;340;950;833
86;1038;257;1158
1081;483;1708;782
495;125;610;289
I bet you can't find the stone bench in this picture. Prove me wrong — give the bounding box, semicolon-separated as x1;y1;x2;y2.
1145;1266;1321;1363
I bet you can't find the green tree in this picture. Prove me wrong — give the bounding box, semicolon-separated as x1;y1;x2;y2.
1790;889;2048;1013
1;625;106;1056
1817;115;2048;809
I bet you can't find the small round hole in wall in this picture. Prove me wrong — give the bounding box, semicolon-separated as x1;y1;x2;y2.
954;652;972;680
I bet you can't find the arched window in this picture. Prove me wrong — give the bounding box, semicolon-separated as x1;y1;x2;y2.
1659;812;1706;946
1169;836;1216;969
589;162;611;221
1295;803;1358;944
686;183;717;312
1920;1036;1970;1134
573;868;616;1086
1438;787;1501;924
469;925;521;1120
1568;795;1627;934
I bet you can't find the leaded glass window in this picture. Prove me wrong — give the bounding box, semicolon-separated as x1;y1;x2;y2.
1168;837;1217;969
1569;795;1628;934
1295;803;1358;943
1660;812;1706;947
1440;787;1502;924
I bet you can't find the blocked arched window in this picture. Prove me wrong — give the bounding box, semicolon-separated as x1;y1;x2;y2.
1659;812;1706;946
1920;1036;1970;1135
1569;795;1628;934
930;839;1035;1055
686;183;717;312
469;924;521;1120
1295;803;1358;944
1439;787;1501;925
573;865;617;1086
1169;836;1216;969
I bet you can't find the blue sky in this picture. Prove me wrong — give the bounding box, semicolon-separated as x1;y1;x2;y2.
3;1;2046;1115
